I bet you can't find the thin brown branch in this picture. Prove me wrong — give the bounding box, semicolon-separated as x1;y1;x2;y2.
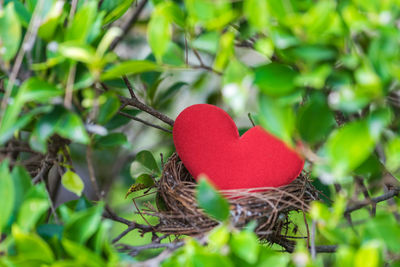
118;111;172;133
120;77;175;126
345;187;400;214
103;205;154;233
109;0;148;50
191;64;222;75
192;49;222;75
122;75;136;99
116;241;184;256
112;224;136;244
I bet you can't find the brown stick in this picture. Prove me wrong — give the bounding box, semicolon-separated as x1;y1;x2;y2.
109;0;148;50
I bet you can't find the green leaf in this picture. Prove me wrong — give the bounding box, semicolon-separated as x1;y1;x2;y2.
254;63;298;96
63;203;104;244
38;1;64;41
12;226;55;263
364;214;400;252
93;133;128;149
196;176;230;222
258;94;295;145
0;106;51;145
325;119;376;177
100;60;161;80
230;231;260;264
214;31;235;71
384;137;400;177
148;7;172;62
192;32;220;55
62;170;85;197
185;0;236;30
58;43;97;64
159;1;185;28
244;0;268;31
162;42;185;66
102;0;135;25
0;78;61;144
297;93;335;144
29;108;61;153
0;161;14;234
130;150;160;176
97;92;121;124
254;38;274;58
62;239;106;267
55;112;89;144
288;45;337;64
125;173;155;198
65;0;97;43
0;2;21;61
354;241;382;267
11;166;32;214
19;78;63;103
17;198;49;231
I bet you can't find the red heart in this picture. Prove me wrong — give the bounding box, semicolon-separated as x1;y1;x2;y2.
173;104;304;191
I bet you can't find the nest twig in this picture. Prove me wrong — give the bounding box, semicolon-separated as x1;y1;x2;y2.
145;153;320;250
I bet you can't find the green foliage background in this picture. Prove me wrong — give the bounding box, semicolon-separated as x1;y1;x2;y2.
0;0;400;266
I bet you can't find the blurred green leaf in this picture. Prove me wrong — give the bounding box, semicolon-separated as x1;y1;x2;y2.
66;0;97;43
244;0;268;31
196;176;230;222
230;231;260;264
55;112;89;144
297;93;335;144
93;132;127;149
0;161;14;234
258;94;295;145
38;1;64;41
192;32;220;54
324;119;376;177
214;31;235;71
102;0;134;25
58;43;97;64
11;166;32;214
97;92;121;125
17;197;49;231
62;239;105;267
354;241;381;267
159;1;185;28
364;214;400;252
100;60;161;80
0;2;21;61
64;203;104;244
62;170;85;197
185;0;236;30
385;137;400;178
148;6;172;62
12;226;55;263
29;108;61;153
254;63;298;96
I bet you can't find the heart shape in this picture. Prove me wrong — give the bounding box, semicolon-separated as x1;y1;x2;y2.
173;104;304;191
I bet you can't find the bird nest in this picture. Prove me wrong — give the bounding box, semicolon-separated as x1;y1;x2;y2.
144;153;320;250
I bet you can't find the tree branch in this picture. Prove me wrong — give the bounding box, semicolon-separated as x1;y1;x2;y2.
109;0;148;50
345;187;400;214
116;241;184;257
120;77;175;126
118;111;172;133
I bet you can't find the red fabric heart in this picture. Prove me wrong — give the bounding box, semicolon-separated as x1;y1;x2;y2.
173;104;304;191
